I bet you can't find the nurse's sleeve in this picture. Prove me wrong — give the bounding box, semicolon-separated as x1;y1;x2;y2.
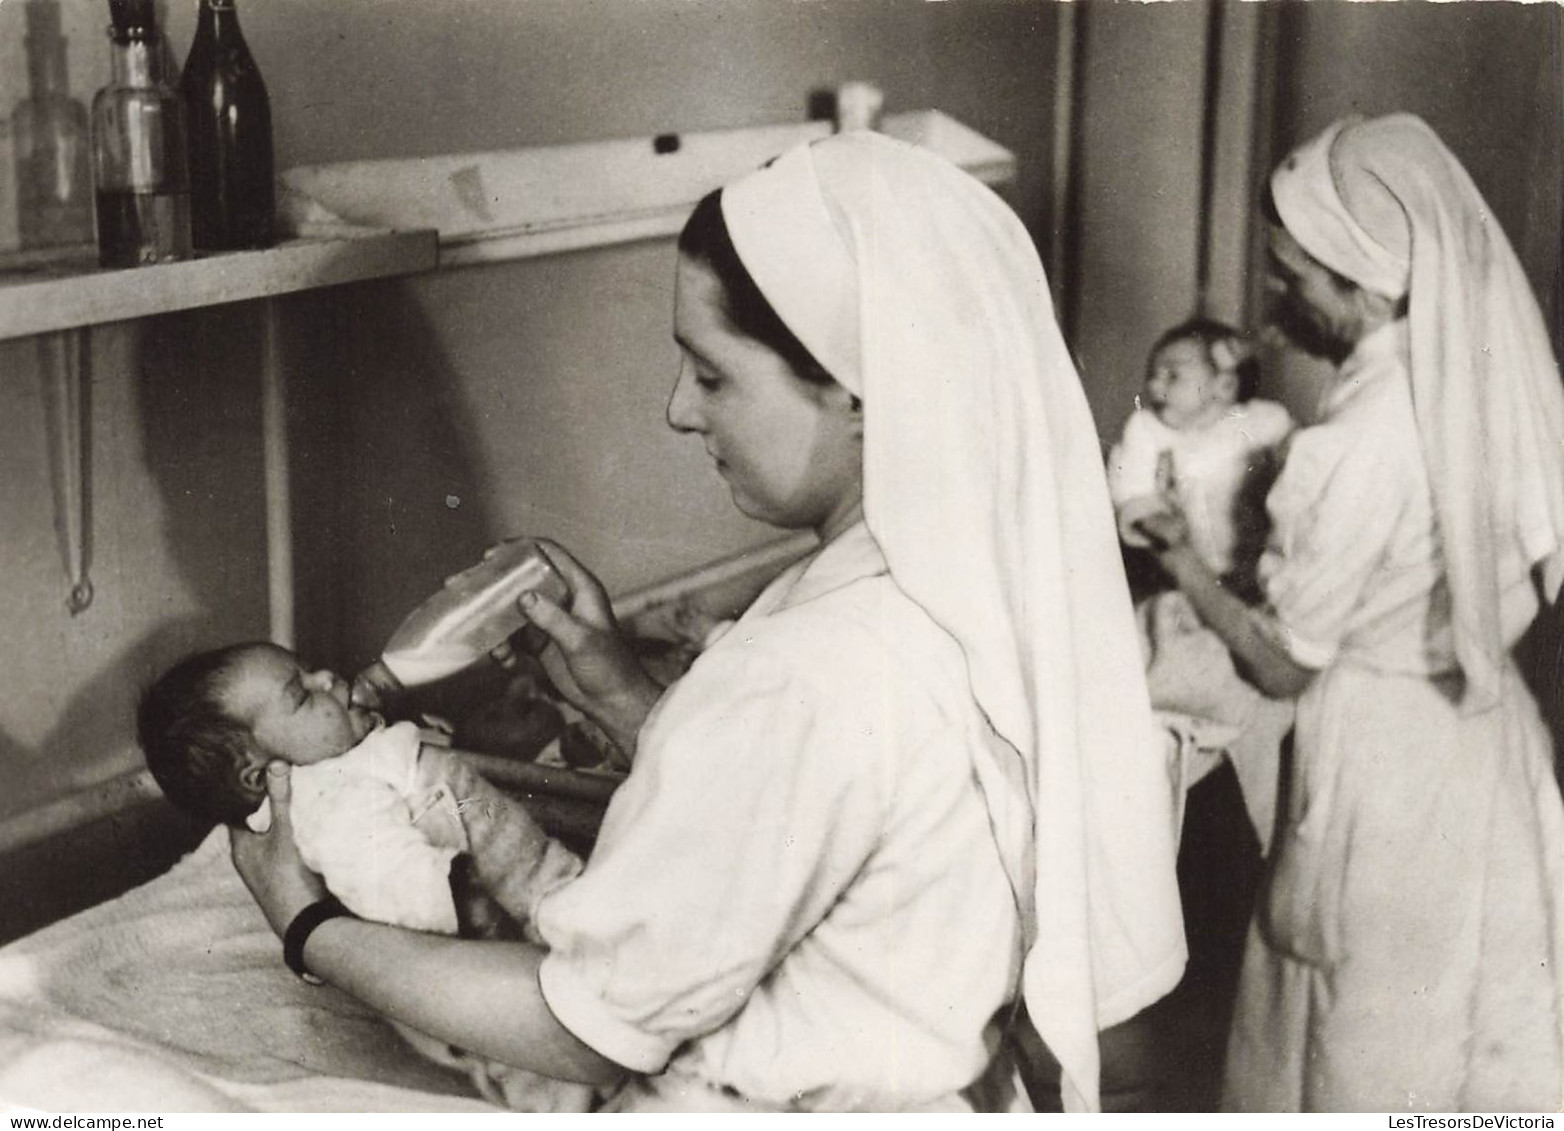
533;642;885;1074
1256;426;1405;669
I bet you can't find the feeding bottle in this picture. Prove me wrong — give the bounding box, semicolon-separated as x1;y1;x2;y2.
352;540;571;707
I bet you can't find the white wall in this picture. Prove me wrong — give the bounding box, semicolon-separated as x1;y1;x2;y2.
1069;2;1212;444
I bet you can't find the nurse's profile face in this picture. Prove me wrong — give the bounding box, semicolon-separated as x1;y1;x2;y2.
668;253;863;540
1265;223;1363;364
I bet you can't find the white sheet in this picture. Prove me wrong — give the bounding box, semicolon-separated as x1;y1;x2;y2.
0;826;498;1114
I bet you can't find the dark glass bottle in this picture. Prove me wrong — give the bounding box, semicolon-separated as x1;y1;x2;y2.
90;0;193;267
179;0;275;251
14;0;94;249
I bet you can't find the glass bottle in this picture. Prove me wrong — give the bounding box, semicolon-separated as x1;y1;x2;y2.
13;0;94;249
350;540;572;708
90;0;192;268
180;0;275;251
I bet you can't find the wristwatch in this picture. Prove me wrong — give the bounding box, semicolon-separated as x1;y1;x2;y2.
283;896;354;985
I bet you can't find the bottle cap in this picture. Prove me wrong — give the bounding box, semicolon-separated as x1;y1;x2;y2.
107;0;157;42
835;81;884;133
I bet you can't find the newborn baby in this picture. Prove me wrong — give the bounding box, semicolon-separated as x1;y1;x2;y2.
137;641;590;1111
1109;317;1293;599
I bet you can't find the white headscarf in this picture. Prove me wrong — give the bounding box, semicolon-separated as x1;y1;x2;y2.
1273;113;1564;711
721;133;1186;1112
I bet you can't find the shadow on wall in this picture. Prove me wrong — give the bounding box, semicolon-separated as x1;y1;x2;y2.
284;279;498;676
0;310;269;779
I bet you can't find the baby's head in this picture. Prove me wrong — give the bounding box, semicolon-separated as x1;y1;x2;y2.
1143;318;1258;430
138;642;376;825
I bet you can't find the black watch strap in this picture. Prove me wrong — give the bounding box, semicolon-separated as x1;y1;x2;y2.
283;896;353;985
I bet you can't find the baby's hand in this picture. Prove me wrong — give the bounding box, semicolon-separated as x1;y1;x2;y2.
417;713;456;744
1134;509;1191;553
1117;498;1171;551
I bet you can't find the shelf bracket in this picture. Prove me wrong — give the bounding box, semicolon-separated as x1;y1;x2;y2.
38;326;94;615
261;299;295;649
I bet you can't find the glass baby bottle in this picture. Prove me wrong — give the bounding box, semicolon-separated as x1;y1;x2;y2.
352;540;571;708
90;0;193;268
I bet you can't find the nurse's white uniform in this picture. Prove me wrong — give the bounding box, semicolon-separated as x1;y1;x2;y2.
536;523;1023;1111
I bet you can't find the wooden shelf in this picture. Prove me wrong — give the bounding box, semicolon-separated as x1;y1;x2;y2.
277;110;1018;269
0;227;439;342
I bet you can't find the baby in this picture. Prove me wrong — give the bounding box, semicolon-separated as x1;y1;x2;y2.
137;641;589;1112
1108;317;1293;598
1108;320;1296;852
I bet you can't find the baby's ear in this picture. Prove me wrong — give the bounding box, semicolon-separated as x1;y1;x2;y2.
235;748;269;796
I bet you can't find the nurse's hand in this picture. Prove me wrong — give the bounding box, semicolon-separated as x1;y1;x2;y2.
1137;506;1215;598
230;762;328;939
1133;508;1190;555
514;540;664;761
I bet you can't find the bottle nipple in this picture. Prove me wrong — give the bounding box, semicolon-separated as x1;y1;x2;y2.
350;659;402;711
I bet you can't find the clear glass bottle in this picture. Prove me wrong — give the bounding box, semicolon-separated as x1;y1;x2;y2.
180;0;275;251
90;0;192;268
351;540;572;708
13;0;94;250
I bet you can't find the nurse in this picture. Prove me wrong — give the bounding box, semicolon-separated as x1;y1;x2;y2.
1143;114;1564;1111
231;132;1185;1112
